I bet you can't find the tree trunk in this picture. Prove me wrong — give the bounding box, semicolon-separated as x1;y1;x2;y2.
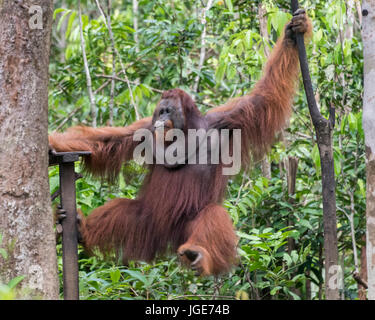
358;234;368;300
291;0;339;300
286;156;299;254
257;3;272;180
362;0;375;300
78;0;97;127
133;0;139;53
317;120;340;300
192;0;214;94
0;1;59;299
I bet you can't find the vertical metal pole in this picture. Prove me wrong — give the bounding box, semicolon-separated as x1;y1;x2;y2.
59;162;79;300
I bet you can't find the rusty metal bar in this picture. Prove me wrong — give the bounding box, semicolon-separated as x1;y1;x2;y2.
51;173;83;202
49;151;91;300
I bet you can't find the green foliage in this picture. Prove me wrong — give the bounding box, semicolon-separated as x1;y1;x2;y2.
49;0;364;300
238;227;310;300
0;284;17;300
0;233;26;300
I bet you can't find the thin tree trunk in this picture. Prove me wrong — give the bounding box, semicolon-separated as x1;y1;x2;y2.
78;0;97;127
286;156;299;254
258;3;270;58
318;238;323;299
192;0;214;95
358;234;368;300
0;0;59;299
286;156;302;298
362;0;375;300
355;0;363;26
317;110;340;300
345;0;355;39
347;191;359;273
133;0;139;53
258;3;272;179
95;0;140;120
305;270;311;300
107;0;115;126
58;0;68;63
291;0;339;300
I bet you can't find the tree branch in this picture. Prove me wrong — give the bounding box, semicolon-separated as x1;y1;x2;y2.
291;1;323;126
353;272;368;289
291;0;339;300
192;0;215;95
133;0;140;53
94;0;140;120
107;0;116;126
78;0;97;127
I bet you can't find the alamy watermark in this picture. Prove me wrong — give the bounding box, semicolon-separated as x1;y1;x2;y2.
28;5;43;30
327;265;344;291
132;128;242;176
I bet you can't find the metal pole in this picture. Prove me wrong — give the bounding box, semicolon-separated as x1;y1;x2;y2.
59;161;79;300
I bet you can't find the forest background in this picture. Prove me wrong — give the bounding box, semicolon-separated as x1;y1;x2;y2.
1;0;366;300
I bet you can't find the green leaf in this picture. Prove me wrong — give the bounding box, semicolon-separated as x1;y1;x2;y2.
139;84;151;98
237;231;260;241
7;275;25;289
257;232;272;239
279;201;294;210
340;114;347;134
49;174;59;194
348;112;357;132
270;286;281;295
358;179;365;198
343;39;352;58
242;197;254;208
229;208;239;225
123;270;150;287
262;227;273;234
78;195;93;208
225;0;233;13
53;8;66;20
288;290;301;300
66;11;77;39
271;11;290;36
245;30;252;49
0;284;15;300
82;14;89;30
253;243;270;251
237;202;248;216
290;250;299;263
283;253;292;266
215;59;227;85
57;9;72;32
236;42;244;56
0;248;7;259
311;144;321;176
299;219;313;230
300;208;322;216
333;149;342;176
314;28;323;42
110;269;121;284
356;111;364;137
116;89;132;105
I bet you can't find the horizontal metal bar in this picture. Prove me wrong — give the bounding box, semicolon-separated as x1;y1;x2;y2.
49;151;91;166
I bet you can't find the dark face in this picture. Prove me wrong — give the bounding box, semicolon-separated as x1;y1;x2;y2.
151;97;186;168
152;97;185;132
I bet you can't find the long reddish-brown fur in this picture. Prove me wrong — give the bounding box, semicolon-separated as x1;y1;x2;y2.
207;18;312;166
49;13;312;276
49;117;152;182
